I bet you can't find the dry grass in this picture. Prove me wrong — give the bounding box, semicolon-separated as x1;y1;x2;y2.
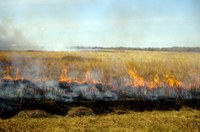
0;108;199;131
0;50;200;85
67;106;94;117
15;109;52;119
0;50;200;131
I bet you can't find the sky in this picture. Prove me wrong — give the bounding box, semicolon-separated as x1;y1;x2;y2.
0;0;200;50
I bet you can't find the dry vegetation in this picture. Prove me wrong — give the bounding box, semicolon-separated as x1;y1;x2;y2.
0;50;200;131
0;50;200;86
0;108;199;131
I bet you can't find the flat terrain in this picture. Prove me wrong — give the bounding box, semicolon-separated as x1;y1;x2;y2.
0;108;199;131
0;50;199;131
0;50;200;87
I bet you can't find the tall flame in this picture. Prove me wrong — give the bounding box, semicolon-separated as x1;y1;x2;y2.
14;68;24;80
149;74;160;89
83;70;100;84
59;67;101;84
128;69;145;87
164;75;182;87
3;66;24;81
3;66;12;80
59;67;72;83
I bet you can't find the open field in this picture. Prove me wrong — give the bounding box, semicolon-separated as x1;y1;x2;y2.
0;50;200;131
0;108;199;131
0;50;200;87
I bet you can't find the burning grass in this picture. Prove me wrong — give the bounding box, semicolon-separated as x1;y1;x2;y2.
0;50;199;101
0;53;198;100
0;50;199;130
0;50;199;115
0;108;199;131
0;50;199;89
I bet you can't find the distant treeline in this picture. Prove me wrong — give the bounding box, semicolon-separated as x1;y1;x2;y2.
72;46;200;53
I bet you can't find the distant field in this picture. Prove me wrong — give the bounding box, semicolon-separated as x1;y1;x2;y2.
0;50;199;88
0;108;199;131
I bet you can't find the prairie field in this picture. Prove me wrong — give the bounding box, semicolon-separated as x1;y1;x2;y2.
0;50;200;87
0;50;200;131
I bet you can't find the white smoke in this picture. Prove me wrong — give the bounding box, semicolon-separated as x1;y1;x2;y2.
0;20;37;50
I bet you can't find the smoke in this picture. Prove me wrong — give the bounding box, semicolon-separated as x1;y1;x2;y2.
0;78;197;102
0;20;37;50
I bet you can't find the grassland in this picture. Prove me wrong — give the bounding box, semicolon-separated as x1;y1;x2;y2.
0;50;200;131
0;108;199;131
0;50;200;86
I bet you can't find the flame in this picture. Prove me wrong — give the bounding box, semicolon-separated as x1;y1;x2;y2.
2;65;198;90
149;74;160;89
163;75;182;87
3;66;24;81
3;66;12;80
128;69;183;88
59;67;100;84
83;70;100;84
14;68;24;80
59;67;72;83
128;69;145;87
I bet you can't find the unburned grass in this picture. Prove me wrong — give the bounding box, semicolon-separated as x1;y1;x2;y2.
0;108;199;131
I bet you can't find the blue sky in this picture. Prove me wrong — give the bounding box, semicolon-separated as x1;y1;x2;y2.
0;0;200;50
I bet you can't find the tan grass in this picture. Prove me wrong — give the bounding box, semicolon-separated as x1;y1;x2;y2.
0;50;199;85
0;108;199;131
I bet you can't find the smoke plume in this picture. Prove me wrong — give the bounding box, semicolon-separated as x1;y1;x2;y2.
0;20;37;50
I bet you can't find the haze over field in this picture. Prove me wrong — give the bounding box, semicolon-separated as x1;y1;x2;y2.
0;0;200;50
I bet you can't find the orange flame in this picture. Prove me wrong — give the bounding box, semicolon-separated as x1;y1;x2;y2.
149;74;160;89
128;69;183;88
128;69;145;87
3;66;12;80
3;66;25;81
83;70;100;84
59;68;101;84
163;75;182;87
2;65;197;89
59;67;72;83
14;68;24;80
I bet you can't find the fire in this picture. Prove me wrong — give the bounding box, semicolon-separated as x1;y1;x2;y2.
3;66;25;81
127;69;183;88
3;66;24;81
149;74;160;89
59;67;72;83
164;75;182;87
1;65;198;90
128;69;145;87
59;67;100;84
83;70;100;84
14;68;24;80
3;66;12;80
